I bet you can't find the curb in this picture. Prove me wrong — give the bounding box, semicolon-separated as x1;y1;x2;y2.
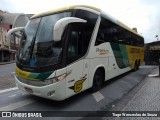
0;61;16;65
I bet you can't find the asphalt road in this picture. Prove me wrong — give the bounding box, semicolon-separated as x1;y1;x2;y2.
0;64;156;120
0;63;16;90
0;63;15;77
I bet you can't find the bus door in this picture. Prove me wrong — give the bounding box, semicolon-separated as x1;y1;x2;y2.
66;59;89;97
65;24;89;97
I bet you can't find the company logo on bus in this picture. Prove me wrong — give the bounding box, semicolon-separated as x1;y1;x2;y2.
69;74;87;92
96;48;109;55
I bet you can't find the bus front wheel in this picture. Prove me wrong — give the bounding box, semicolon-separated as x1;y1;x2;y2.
92;69;103;92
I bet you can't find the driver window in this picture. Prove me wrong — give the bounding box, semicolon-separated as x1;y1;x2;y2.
68;31;83;58
66;23;92;64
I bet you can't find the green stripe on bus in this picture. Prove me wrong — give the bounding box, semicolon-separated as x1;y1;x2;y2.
119;44;130;67
110;43;129;69
28;73;40;79
36;71;53;80
27;71;53;80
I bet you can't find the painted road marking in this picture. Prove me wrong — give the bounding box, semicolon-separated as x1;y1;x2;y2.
8;94;16;98
0;87;18;94
148;74;159;77
92;91;104;102
140;66;154;69
10;72;15;77
0;98;36;111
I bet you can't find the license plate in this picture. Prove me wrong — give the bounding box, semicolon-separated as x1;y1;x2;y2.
24;87;33;93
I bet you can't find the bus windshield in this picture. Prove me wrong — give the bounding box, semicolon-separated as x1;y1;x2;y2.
17;12;71;67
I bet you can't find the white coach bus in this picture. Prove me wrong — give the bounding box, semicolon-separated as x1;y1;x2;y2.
7;5;144;100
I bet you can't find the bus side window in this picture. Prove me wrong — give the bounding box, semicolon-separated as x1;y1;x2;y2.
95;31;105;46
95;17;113;46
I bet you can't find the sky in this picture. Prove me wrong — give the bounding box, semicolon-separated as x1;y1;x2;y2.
0;0;160;43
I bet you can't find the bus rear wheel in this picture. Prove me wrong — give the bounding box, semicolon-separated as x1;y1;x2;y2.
137;60;140;70
92;69;103;92
134;61;139;71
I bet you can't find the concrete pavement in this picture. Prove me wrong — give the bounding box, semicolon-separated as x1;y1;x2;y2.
0;75;16;90
102;66;160;120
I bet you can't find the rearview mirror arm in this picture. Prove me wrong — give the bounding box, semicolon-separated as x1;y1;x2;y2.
53;17;87;41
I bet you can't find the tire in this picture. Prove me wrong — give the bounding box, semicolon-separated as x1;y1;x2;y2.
133;61;139;71
137;60;140;70
92;69;103;92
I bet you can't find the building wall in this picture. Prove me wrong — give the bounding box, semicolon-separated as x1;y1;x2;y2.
145;41;160;50
0;11;33;62
0;10;3;22
0;10;3;48
0;24;10;47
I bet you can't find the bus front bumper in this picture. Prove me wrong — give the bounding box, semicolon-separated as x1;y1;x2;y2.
15;75;66;101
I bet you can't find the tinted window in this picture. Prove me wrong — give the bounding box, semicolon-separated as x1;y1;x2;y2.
68;30;83;58
66;10;98;64
95;16;144;47
67;23;92;64
36;12;71;43
74;9;98;26
95;17;115;45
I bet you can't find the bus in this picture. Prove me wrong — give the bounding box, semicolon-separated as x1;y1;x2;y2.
7;5;144;101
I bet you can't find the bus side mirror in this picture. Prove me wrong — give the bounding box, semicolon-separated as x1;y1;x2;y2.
53;17;87;41
6;27;24;44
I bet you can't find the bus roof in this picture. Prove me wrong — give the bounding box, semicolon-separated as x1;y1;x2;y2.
31;5;100;19
31;5;143;38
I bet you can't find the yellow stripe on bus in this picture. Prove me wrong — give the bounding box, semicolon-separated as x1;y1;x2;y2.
16;67;30;78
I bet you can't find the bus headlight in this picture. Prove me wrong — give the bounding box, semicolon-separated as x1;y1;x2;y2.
44;77;58;85
44;72;70;85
